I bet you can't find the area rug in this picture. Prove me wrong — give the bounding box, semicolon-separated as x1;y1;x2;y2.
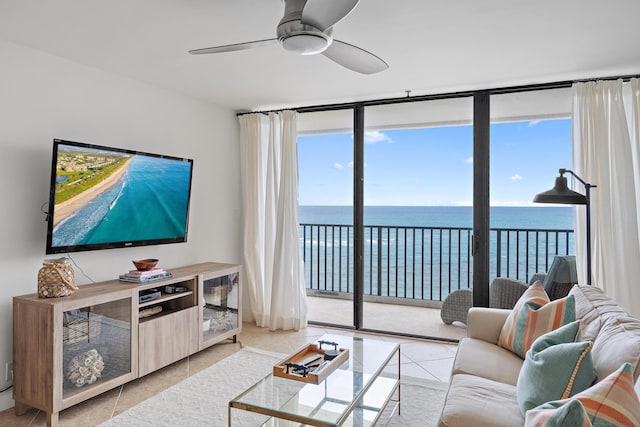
99;347;447;427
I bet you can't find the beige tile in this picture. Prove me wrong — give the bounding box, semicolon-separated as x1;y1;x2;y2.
14;410;47;427
0;406;41;426
53;387;121;426
3;387;121;427
400;341;458;363
386;350;416;366
112;358;189;416
416;357;455;382
239;332;291;354
399;362;440;381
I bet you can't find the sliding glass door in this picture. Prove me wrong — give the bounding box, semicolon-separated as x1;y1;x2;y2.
360;98;473;339
298;109;354;328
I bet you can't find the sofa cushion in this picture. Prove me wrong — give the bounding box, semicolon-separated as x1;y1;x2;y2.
592;315;640;383
524;363;640;427
569;285;626;341
498;283;576;358
438;374;524;427
453;337;523;386
570;285;640;382
516;321;597;414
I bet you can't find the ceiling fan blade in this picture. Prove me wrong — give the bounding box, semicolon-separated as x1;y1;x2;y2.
322;40;388;74
189;38;278;55
301;0;360;31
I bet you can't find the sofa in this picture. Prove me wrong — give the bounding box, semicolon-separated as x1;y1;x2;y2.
437;284;640;426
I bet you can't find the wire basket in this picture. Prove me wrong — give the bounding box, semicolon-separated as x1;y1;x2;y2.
63;311;103;345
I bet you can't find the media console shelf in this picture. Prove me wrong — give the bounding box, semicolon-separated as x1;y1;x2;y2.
138;290;194;309
13;262;242;427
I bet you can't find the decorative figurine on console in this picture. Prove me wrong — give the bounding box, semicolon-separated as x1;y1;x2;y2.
67;348;105;387
37;257;78;298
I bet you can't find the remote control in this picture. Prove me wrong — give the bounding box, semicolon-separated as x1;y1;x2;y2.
298;354;323;366
311;361;329;373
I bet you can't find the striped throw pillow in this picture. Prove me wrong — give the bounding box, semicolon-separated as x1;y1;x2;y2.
498;282;575;358
525;362;640;427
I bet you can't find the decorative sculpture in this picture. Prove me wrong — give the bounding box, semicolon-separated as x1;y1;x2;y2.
67;348;105;387
214;310;232;331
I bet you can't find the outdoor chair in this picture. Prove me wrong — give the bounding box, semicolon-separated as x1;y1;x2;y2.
440;288;473;325
440;272;546;325
489;277;532;309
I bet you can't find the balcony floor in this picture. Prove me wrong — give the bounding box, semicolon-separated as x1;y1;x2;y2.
307;295;468;341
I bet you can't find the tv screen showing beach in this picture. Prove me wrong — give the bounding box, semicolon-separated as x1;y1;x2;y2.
46;140;193;254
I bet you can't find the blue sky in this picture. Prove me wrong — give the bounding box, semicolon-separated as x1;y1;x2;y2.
298;118;572;206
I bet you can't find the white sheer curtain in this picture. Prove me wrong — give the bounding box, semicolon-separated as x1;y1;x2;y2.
572;79;640;317
238;110;308;331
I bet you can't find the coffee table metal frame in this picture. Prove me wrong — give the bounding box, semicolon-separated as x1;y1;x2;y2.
228;334;401;427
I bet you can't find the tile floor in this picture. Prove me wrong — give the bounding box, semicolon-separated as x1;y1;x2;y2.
0;322;459;426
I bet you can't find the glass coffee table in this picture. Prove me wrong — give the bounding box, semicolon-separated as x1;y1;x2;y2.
229;334;401;426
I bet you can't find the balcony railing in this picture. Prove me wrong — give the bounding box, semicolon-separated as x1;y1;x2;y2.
301;223;574;304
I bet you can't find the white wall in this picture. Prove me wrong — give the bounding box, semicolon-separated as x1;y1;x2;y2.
0;40;241;411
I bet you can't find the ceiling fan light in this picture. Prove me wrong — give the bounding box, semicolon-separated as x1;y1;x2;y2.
281;33;329;55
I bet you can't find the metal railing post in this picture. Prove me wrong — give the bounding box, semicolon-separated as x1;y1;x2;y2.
377;227;382;296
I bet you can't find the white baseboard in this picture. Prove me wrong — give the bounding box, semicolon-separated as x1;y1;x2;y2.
0;390;13;412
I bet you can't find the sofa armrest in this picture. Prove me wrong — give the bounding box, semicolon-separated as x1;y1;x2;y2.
467;307;511;344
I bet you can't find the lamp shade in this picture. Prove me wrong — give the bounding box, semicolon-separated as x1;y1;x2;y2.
533;176;588;205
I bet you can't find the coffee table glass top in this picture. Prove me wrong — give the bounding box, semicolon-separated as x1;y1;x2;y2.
229;334;400;427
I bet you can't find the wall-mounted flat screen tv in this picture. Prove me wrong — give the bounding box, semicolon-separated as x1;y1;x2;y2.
45;139;193;254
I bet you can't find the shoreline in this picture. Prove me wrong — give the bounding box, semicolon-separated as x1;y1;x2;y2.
53;157;134;228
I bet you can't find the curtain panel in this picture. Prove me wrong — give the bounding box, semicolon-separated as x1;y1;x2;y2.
572;79;640;317
238;111;308;331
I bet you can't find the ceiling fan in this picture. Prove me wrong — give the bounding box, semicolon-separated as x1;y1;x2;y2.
189;0;388;75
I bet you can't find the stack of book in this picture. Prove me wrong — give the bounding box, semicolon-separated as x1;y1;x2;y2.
119;268;173;283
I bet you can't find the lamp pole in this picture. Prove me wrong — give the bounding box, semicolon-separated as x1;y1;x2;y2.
561;169;595;286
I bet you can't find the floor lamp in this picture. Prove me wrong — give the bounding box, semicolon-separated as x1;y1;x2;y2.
533;168;596;285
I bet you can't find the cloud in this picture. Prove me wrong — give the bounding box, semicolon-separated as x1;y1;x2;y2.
465;156;473;164
509;173;523;181
364;130;393;144
528;120;542;127
333;162;344;169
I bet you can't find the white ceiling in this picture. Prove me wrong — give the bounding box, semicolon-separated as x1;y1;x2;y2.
1;0;639;112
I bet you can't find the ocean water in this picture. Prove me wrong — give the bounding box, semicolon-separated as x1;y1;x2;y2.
300;205;574;230
299;205;575;300
52;156;191;246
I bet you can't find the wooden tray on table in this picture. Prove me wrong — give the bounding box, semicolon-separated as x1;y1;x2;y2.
273;339;349;384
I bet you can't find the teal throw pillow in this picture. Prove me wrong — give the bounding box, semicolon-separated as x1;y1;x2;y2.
524;399;589;426
517;320;597;415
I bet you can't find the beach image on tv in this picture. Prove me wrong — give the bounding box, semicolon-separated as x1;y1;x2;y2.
52;144;192;248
